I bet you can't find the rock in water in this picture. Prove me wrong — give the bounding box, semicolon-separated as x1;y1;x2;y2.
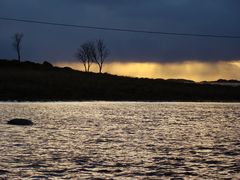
0;169;9;174
7;119;33;126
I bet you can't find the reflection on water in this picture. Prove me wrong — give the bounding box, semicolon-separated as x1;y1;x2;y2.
0;102;240;179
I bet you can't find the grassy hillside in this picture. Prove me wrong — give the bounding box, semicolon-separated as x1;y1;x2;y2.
0;59;240;101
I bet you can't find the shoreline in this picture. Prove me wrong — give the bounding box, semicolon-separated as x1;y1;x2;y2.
1;100;240;103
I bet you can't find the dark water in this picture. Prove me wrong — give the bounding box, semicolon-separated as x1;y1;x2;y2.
0;102;240;179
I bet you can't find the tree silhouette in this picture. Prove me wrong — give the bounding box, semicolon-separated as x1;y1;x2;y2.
12;33;24;62
86;42;96;72
76;39;109;73
76;42;94;72
76;45;88;72
95;39;109;73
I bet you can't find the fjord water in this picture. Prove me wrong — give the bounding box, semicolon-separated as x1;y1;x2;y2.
0;102;239;179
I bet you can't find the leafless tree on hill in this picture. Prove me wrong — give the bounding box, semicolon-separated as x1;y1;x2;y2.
76;42;94;72
76;39;109;73
12;33;24;62
95;39;109;73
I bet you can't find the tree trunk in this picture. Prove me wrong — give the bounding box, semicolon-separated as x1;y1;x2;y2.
17;49;21;62
83;63;87;72
99;65;102;73
87;64;90;72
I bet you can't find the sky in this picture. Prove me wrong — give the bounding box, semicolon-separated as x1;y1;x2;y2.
0;0;240;81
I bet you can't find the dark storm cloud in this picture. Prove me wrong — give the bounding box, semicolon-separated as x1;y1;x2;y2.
0;0;240;62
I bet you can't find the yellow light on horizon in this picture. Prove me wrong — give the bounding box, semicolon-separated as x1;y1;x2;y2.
55;60;240;82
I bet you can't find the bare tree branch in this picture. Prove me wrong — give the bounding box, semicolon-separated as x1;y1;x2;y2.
12;33;24;62
76;48;87;72
76;39;109;73
96;39;109;73
76;42;95;72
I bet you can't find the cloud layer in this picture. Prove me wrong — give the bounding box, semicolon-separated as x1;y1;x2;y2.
0;0;240;62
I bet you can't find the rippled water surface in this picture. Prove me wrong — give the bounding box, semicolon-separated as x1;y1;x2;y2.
0;102;240;179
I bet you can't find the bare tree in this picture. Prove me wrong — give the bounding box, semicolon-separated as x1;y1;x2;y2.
76;39;109;73
12;33;24;62
86;42;97;72
95;39;109;73
76;46;88;72
76;42;94;72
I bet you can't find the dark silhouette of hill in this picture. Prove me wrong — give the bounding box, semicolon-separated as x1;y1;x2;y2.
201;79;240;87
0;59;240;102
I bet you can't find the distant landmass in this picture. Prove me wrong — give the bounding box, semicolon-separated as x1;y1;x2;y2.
0;59;240;102
201;79;240;87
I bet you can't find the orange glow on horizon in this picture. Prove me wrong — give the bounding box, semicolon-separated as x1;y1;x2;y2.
55;60;240;82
